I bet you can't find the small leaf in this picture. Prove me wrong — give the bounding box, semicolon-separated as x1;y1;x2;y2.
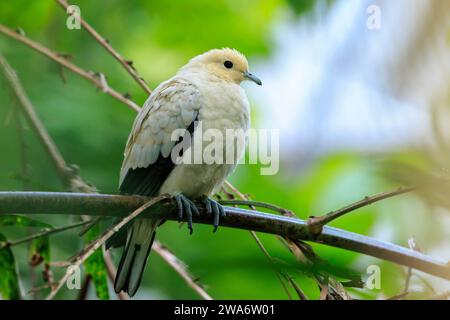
83;223;109;300
0;233;21;300
0;215;52;266
0;215;51;228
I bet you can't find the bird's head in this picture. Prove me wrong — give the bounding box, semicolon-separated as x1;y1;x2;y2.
182;48;262;86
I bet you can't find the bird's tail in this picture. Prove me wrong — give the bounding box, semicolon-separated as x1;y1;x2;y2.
114;219;158;296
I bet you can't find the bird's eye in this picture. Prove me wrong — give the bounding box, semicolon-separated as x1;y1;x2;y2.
224;60;233;69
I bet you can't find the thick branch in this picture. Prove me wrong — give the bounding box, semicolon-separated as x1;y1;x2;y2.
1;191;449;281
0;24;140;111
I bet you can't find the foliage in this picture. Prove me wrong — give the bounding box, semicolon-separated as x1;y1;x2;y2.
0;233;21;300
83;223;109;300
0;215;54;299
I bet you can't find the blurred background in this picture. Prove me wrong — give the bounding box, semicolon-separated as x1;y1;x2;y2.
0;0;449;299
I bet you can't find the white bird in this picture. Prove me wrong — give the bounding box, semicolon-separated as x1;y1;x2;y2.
108;48;262;296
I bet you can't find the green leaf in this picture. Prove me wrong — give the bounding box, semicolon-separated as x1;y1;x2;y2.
0;215;52;266
0;215;51;228
0;233;21;300
83;223;110;300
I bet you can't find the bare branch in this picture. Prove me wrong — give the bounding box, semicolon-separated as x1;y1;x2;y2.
55;0;152;95
247;229;292;299
222;182;294;299
0;24;140;112
219;199;294;216
0;219;92;249
152;242;213;300
307;186;416;235
285;274;308;300
103;250;128;300
223;181;320;297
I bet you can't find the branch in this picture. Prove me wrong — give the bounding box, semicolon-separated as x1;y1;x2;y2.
152;242;213;300
219;199;294;216
222;180;310;299
0;24;140;112
307;186;416;235
55;0;152;95
222;182;295;299
247;228;293;299
0;219;92;249
103;250;128;300
1;191;449;282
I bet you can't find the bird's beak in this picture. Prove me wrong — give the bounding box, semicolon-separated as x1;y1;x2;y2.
243;71;262;86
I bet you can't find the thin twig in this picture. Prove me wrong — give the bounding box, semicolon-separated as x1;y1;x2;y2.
223;184;353;300
0;24;140;112
0;219;92;249
13;109;31;190
99;229;212;302
223;181;294;299
403;237;421;296
307;186;417;235
285;275;308;300
103;250;128;300
55;0;152;95
45;194;169;299
152;242;213;300
27;282;57;295
387;292;409;300
76;274;91;300
219;199;294;216
248;230;292;299
223;181;316;297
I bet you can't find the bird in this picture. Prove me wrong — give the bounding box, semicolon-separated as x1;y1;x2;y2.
108;48;262;297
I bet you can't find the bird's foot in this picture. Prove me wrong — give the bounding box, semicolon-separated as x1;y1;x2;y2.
174;193;200;235
202;196;226;232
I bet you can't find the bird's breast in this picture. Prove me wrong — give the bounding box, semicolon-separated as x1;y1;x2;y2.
197;81;250;131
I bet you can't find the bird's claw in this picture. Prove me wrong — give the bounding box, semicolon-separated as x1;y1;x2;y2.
174;194;200;235
202;197;226;232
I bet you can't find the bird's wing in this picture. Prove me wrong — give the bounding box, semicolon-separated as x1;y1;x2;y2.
119;78;201;195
